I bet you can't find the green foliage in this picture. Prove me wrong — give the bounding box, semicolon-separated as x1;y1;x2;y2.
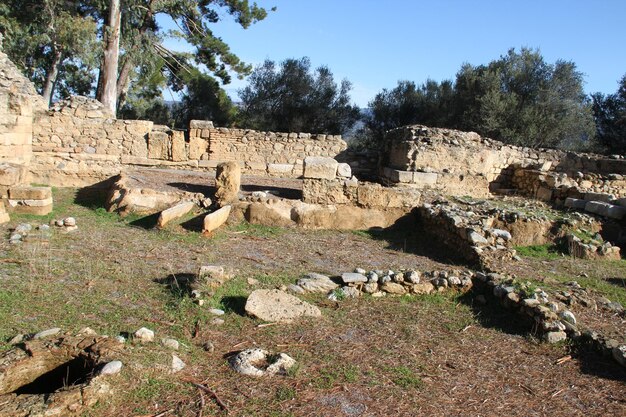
238;57;361;135
385;365;423;389
592;74;626;154
362;47;596;151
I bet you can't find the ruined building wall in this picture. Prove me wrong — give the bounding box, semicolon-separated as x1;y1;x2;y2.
382;125;626;198
0;47;45;168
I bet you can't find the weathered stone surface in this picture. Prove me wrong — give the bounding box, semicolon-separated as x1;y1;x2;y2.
198;265;230;289
134;327;155;342
215;161;241;207
157;201;195;228
229;348;296;376
99;360;123;376
336;162;352;178
544;331;567;343
0;204;9;224
303;156;338;180
412;282;434;294
171;354;185;372
171;130;187;162
33;327;61;339
8;186;51;200
203;205;231;233
297;273;338;293
380;282;406;295
245;289;321;323
341;272;367;283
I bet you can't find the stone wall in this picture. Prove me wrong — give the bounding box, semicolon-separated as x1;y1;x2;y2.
382;125;626;198
0;46;46;191
189;123;347;177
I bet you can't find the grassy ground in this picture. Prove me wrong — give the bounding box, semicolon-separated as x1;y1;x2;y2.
1;188;625;416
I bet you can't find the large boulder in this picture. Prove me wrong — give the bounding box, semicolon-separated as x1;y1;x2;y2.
245;289;321;323
214;161;241;207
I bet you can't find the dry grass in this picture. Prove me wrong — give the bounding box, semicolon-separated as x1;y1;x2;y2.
1;188;625;416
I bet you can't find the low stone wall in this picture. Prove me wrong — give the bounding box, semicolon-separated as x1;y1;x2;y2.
190;123;347;176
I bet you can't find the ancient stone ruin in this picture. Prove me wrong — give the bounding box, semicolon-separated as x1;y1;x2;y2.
1;39;625;414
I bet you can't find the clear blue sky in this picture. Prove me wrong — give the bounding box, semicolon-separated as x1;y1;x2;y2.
162;0;626;107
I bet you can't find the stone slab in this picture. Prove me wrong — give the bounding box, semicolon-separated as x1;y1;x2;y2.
245;289;321;323
203;205;231;233
303;156;338;180
157;201;195;228
8;186;52;200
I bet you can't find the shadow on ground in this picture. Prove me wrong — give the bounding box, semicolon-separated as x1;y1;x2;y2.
573;342;626;383
220;296;247;315
154;273;197;298
359;211;470;267
456;291;533;336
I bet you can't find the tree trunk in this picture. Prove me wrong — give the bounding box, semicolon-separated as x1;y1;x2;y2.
41;49;63;107
98;0;122;116
116;58;133;110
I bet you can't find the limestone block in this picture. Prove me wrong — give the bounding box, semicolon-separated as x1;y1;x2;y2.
157;201;196;229
564;197;587;210
0;163;27;186
606;204;626;220
203;205;231;233
585;201;611;217
334;163;350;178
148;131;170;160
584;192;612;202
383;167;413;183
0;203;9;224
8;197;53;207
188;136;207;160
245;289;321;323
8;203;52;215
267;163;293;175
536;186;553;202
412;172;438;186
303;156;338;180
246;161;267;172
171;131;187;162
189;120;214;129
198;160;221;169
215;161;241;207
8;186;51;200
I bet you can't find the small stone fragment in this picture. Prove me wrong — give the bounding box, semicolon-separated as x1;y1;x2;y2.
545;331;567;343
63;217;77;227
341;272;367;284
209;308;225;316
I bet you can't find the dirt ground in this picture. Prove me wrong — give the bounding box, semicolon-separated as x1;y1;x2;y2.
0;182;625;416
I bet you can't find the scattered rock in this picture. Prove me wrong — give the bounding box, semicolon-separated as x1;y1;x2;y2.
134;327;155;342
245;289;322;323
100;360;123;376
559;310;577;325
214;161;241;207
404;270;421;284
63;217;76;227
209;308;225;316
203;341;215;352
33;327;61;339
297;273;339;293
172;354;186;372
229;348;296;376
211;318;225;325
544;331;567;344
162;338;180;350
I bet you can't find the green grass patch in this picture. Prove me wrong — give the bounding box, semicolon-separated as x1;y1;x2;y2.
385;365;423;389
515;244;564;260
230;221;285;238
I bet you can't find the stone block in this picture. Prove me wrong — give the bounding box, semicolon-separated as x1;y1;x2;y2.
8;203;52;215
189;120;214;129
564;197;587;210
585;201;611;217
147;131;169;160
157;201;196;229
215;162;241;207
383;167;413;183
0;203;9;224
9;186;51;200
203;205;231;233
267;163;293;174
0;163;27;186
188;136;207;160
8;197;53;207
536;186;553;202
336;163;352;178
303;156;338;180
412;172;438;186
606;205;626;220
198;160;221;169
584;192;612;202
170;131;187;162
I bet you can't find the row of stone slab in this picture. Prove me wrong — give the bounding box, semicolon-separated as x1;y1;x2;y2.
564;197;625;220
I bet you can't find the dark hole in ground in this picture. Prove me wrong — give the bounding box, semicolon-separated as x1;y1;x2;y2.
13;356;96;395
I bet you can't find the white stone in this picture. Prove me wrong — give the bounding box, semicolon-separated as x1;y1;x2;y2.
341;272;367;283
63;217;76;227
134;327;155;342
33;327;61;339
172;354;186;372
245;289;322;323
203;205;231;233
336;163;352;178
100;360;123;376
162;338;180;350
303;156;338;180
209;308;225;316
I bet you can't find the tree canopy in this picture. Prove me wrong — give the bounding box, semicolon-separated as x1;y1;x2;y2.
0;0;272;117
363;48;597;151
238;57;360;135
592;74;626;155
